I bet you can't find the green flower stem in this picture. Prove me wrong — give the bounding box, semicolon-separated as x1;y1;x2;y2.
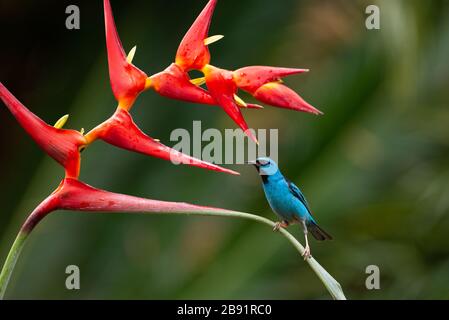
0;230;29;299
0;208;346;300
185;209;347;300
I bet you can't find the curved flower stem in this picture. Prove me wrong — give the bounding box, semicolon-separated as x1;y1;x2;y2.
0;197;54;299
0;230;29;299
182;209;347;300
0;208;346;300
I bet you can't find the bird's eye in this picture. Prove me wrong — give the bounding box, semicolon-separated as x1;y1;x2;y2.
260;160;269;166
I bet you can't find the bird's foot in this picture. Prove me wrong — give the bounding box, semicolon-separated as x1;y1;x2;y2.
273;221;289;232
302;245;311;260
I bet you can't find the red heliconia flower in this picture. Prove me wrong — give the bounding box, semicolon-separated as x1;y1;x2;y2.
233;66;322;115
104;0;148;110
22;177;236;233
148;63;263;110
0;83;86;179
203;64;259;144
146;0;266;113
175;0;220;72
84;107;238;175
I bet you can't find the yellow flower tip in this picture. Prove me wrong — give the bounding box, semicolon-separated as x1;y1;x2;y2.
54;114;69;129
234;94;247;108
201;64;212;74
265;81;279;88
204;35;224;46
190;77;206;86
126;45;137;64
80;128;85;135
118;99;134;111
145;77;153;90
154;139;160;142
250;136;260;146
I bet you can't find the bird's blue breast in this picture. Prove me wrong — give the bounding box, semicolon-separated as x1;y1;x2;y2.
261;172;311;223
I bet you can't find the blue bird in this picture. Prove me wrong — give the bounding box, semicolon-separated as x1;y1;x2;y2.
249;157;332;259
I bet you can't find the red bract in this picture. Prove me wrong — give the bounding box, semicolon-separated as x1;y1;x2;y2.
149;63;216;105
22;178;235;233
84;107;238;175
253;82;322;115
203;65;259;144
233;66;322;115
0;83;86;178
175;0;218;71
233;66;307;94
149;63;263;110
104;0;148;110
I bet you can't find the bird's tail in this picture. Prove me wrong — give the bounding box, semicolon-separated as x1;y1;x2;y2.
307;222;332;241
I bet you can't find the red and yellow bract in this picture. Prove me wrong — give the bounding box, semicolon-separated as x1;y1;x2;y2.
149;63;216;105
175;0;218;71
233;66;322;114
104;0;148;110
203;64;259;144
0;83;86;179
84;107;237;175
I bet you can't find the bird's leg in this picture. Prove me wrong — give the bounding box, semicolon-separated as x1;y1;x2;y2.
273;220;289;232
301;221;311;260
303;233;311;260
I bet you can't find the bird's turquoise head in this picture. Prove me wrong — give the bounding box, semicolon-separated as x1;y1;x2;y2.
248;157;279;176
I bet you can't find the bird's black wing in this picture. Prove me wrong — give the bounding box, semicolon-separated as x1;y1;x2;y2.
287;179;332;240
286;179;313;215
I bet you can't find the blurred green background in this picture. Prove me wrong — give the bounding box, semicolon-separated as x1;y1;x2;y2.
1;0;448;299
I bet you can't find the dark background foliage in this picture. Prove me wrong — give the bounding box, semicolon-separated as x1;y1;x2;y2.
0;0;448;299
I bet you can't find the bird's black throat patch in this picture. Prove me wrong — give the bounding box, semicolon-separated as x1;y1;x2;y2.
261;174;269;184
